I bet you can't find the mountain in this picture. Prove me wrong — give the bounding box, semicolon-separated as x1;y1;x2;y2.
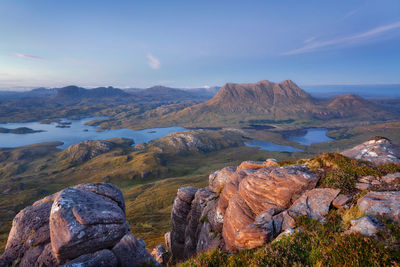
0;88;57;99
159;80;395;126
56;86;130;99
183;86;220;97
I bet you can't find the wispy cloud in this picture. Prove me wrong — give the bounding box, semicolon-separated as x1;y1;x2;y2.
16;53;46;60
147;53;161;69
282;21;400;55
340;7;361;21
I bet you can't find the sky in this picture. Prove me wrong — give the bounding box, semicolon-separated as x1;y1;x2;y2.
0;0;400;90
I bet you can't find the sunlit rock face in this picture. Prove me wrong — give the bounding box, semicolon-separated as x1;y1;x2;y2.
341;137;400;165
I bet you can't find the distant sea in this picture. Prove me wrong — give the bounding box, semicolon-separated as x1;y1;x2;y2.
302;84;400;98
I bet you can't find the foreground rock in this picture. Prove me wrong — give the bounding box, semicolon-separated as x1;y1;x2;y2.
341;137;400;165
349;216;385;237
0;183;157;267
358;191;400;223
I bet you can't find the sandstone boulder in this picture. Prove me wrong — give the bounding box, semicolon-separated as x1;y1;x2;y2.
357;191;400;223
209;166;236;194
381;172;400;184
0;194;58;266
288;188;340;221
222;165;318;251
50;187;129;261
341;137;400;165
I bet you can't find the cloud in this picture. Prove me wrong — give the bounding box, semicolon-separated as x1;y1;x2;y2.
303;37;316;44
147;53;161;69
282;21;400;55
339;7;361;21
16;53;46;60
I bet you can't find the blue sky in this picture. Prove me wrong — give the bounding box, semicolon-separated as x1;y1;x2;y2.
0;0;399;89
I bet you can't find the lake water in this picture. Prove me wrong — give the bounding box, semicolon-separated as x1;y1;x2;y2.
245;140;303;152
245;128;332;152
0;117;185;148
287;128;333;145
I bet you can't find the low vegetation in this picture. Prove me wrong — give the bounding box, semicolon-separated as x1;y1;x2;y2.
180;212;399;266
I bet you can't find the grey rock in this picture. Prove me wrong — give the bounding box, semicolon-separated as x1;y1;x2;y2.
341;137;400;165
61;249;117;267
355;182;371;191
357;191;400;223
151;244;169;265
288;188;340;221
112;233;159;267
350;216;385;236
381;172;400;184
50;187;128;261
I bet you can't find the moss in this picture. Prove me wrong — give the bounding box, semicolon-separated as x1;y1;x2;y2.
200;216;209;223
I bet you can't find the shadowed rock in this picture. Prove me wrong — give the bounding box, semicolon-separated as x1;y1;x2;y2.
112;233;159;267
61;249;117;267
151;245;169;265
170;187;198;260
209;166;236;194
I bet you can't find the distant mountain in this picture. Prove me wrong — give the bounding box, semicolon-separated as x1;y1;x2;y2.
126;85;212;102
0;88;57;99
303;84;400;98
56;86;130;99
183;86;220;97
160;80;395;126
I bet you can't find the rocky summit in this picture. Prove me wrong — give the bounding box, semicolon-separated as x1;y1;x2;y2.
164;137;400;262
0;183;157;267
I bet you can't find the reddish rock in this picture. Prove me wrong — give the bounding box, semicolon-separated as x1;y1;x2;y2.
288;188;340;221
357;191;400;223
341;137;400;165
209;166;236;194
332;194;352;209
222;165;318;251
61;249;117;267
272;210;296;234
236;159;278;171
50;187;129;262
112;233;158;267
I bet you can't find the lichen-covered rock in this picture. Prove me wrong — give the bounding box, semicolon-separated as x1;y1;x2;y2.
170;187;198;260
288;188;340;221
357;191;400;223
222;165;318;251
209;166;236;194
349;216;385;237
0;183;157;267
61;249;117;267
0;194;57;267
341;137;400;165
112;233;159;267
196;222;222;254
50;187;129;262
